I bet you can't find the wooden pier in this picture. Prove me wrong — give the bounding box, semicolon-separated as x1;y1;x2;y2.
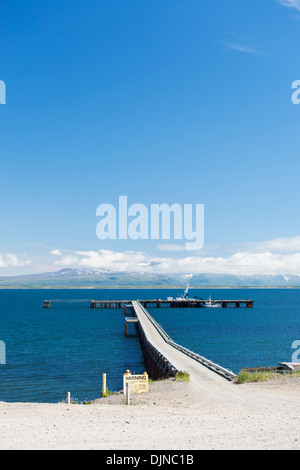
44;298;254;309
43;299;93;309
90;298;254;309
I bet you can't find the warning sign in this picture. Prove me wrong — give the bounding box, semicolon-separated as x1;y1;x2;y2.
123;371;149;394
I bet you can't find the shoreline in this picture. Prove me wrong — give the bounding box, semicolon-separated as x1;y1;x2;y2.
0;376;299;450
1;286;300;289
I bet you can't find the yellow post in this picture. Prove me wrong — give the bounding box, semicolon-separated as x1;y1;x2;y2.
102;373;107;397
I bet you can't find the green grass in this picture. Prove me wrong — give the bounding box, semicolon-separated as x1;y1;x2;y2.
234;371;277;384
102;389;117;398
60;397;92;405
235;369;300;384
175;371;190;382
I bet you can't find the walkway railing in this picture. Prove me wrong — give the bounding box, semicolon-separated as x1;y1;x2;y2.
134;301;237;381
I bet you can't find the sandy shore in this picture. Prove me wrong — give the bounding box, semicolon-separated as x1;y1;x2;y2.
0;375;299;450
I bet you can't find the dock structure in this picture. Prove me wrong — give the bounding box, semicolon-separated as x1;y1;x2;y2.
44;298;254;309
91;300;133;309
44;299;130;309
130;301;236;381
42;297;239;382
90;298;254;309
43;299;92;309
124;317;139;336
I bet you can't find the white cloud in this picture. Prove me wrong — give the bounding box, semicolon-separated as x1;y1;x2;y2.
51;249;62;256
4;236;300;276
54;255;79;266
49;239;300;275
225;42;259;55
251;236;300;253
0;253;32;268
219;33;260;55
278;0;300;11
75;249;155;272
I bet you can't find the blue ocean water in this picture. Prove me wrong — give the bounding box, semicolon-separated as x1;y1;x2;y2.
0;288;299;403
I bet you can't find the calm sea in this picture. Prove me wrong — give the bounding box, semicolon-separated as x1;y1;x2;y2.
0;288;299;403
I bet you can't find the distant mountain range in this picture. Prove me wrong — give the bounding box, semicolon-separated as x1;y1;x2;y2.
1;268;300;288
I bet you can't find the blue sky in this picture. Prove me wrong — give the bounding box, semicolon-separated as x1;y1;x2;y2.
1;0;300;275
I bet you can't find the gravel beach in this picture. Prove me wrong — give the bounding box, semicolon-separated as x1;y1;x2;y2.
0;375;299;450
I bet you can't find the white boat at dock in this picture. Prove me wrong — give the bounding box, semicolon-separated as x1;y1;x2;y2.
202;295;222;308
171;287;222;308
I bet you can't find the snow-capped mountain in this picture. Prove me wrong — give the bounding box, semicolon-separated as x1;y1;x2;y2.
1;269;300;288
